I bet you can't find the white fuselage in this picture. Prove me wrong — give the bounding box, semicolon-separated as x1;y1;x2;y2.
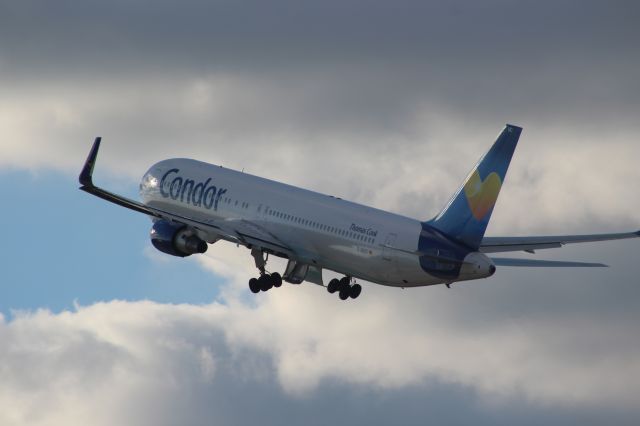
140;159;494;287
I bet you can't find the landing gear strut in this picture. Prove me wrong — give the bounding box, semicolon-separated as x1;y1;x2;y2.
248;248;282;293
327;276;361;300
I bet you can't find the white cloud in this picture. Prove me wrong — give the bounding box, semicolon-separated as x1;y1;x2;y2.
1;250;639;426
2;76;639;236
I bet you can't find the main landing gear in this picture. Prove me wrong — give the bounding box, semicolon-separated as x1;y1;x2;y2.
248;272;282;293
327;276;361;300
248;248;283;293
247;248;362;300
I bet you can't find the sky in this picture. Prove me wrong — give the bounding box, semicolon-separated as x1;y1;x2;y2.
1;1;640;425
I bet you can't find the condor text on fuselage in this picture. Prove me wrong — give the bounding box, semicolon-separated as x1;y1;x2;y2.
158;168;228;211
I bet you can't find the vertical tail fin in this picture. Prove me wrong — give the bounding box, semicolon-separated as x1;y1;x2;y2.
427;124;522;249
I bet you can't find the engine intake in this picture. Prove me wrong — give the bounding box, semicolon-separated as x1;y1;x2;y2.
150;220;208;257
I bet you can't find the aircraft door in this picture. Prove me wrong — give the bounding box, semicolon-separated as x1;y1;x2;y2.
382;233;397;261
381;233;399;280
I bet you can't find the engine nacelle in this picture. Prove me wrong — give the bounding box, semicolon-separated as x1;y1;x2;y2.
150;220;208;257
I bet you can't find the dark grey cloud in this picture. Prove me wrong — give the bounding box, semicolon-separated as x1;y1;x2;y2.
2;0;638;228
3;1;638;68
2;0;639;128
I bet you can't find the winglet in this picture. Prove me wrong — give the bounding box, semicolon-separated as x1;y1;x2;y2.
79;137;102;187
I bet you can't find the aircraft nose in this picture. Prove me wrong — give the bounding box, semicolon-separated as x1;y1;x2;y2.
489;264;496;276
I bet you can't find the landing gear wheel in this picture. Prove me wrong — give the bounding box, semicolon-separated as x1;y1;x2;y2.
271;272;282;288
258;274;272;292
349;283;362;299
338;287;350;300
339;277;351;291
327;278;340;294
249;278;260;294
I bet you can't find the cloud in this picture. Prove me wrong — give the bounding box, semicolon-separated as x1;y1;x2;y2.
1;2;638;234
1;260;639;426
2;75;639;235
2;2;640;424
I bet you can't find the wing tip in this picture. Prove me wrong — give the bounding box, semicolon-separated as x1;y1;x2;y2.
79;137;102;187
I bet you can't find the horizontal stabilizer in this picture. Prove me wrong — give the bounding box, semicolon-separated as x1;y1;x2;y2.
491;258;608;267
481;231;640;253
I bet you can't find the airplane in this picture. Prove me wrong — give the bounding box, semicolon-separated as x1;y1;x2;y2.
79;124;639;300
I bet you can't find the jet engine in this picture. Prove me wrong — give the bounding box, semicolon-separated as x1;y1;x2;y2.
150;220;208;257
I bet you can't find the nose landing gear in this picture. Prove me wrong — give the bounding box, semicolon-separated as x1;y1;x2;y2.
327;276;361;300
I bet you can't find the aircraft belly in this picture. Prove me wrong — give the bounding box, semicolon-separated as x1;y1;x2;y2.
390;254;445;287
311;239;440;287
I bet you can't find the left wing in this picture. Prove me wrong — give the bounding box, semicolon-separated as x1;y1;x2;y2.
480;231;640;254
79;137;297;259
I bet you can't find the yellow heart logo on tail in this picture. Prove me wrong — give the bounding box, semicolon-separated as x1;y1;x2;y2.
464;170;502;220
